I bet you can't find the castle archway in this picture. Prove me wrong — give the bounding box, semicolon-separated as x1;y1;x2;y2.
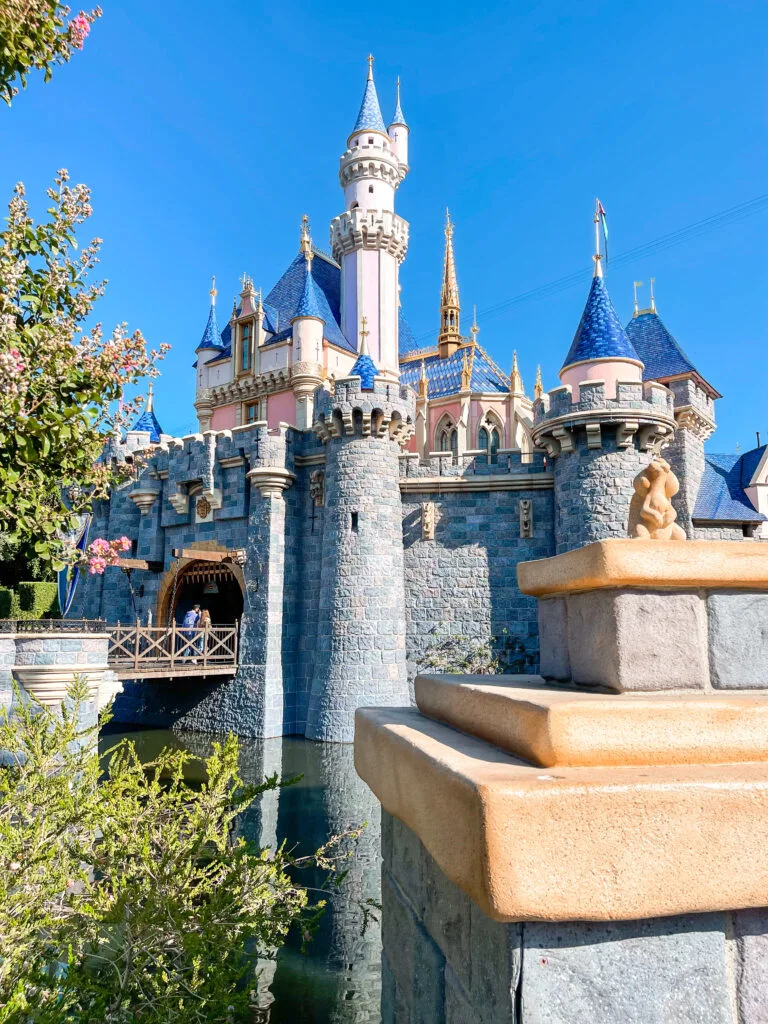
156;542;245;626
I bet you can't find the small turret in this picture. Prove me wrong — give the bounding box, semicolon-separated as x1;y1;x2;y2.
195;276;222;392
127;381;164;447
290;217;326;429
348;316;379;390
388;76;409;170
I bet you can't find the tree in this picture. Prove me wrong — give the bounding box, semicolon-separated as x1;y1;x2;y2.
0;171;168;566
0;2;102;105
0;679;357;1022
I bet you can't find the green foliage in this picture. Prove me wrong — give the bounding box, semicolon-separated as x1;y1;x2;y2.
0;588;12;618
16;581;58;618
0;2;101;105
0;679;356;1022
0;534;55;589
0;172;167;567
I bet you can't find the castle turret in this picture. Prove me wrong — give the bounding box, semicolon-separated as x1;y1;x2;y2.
387;76;409;169
290;217;325;429
437;209;462;358
194;277;222;430
331;56;409;382
306;320;415;742
532;211;676;553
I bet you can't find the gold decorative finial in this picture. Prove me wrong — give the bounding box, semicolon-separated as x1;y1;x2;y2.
209;275;217;305
633;280;643;317
231;296;238;320
650;276;656;313
470;305;479;344
510;350;524;394
461;349;471;390
367;54;374;81
593;198;604;279
438;209;461;356
534;365;544;401
146;379;154;414
239;272;253;292
300;214;313;264
359;314;370;355
418;359;428;399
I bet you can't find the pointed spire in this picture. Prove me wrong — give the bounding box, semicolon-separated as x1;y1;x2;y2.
510;351;524;394
633;280;643;317
132;381;163;443
534;365;544;401
300;213;312;262
561;273;641;372
351;54;386;135
389;75;408;128
349;314;378;389
293;254;326;322
470;305;479;345
593;198;604;279
461;349;471;390
198;277;221;350
650;276;656;313
418;358;428;399
438;209;462;356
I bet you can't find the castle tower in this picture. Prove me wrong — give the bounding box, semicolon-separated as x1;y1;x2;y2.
331;56;409;382
306;323;415;742
438;210;462;358
290;217;326;429
532;211;676;553
194;277;221;430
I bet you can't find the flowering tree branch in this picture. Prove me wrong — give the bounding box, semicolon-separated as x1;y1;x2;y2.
0;2;102;105
0;171;169;567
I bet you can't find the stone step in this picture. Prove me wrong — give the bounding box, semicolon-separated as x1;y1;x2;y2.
414;673;768;768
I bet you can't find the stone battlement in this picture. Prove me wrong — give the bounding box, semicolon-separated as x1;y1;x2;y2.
330;208;409;262
313;379;415;445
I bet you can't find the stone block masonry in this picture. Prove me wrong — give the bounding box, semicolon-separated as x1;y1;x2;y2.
381;810;763;1024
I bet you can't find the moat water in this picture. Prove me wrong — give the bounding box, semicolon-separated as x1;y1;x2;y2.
100;725;382;1024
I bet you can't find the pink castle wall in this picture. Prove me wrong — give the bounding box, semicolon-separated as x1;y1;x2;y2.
267;390;296;429
210;404;237;430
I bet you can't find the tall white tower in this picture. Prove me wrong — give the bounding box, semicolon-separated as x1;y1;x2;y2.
330;56;410;381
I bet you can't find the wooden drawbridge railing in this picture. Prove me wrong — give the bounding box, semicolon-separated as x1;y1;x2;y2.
107;622;239;679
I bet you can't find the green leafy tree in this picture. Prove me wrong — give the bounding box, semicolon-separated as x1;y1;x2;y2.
0;679;356;1022
0;2;102;105
0;171;168;566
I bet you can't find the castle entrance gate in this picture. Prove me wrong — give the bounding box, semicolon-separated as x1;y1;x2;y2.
156;545;245;627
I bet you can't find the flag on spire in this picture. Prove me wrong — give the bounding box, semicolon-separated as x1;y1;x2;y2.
597;199;608;268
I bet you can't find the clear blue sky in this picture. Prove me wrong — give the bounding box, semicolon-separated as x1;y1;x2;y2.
1;0;766;451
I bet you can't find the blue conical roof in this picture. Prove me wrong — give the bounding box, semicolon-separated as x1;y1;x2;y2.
197;302;221;351
352;75;386;135
293;260;327;321
561;275;641;371
389;82;407;127
132;399;163;443
349;351;378;389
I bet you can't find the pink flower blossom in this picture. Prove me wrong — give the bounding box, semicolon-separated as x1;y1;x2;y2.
117;536;131;551
89;537;110;555
88;556;107;575
69;13;91;49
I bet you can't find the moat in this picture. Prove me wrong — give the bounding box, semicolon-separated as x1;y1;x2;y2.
100;725;382;1024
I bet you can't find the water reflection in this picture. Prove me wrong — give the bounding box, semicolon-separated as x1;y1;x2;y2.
99;728;382;1024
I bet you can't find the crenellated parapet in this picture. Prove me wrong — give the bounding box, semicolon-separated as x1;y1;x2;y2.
313;378;415;446
330;208;409;263
338;137;402;190
532;378;676;458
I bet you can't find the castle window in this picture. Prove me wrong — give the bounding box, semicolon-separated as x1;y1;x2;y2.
439;427;458;456
245;403;257;424
368;137;373;144
369;185;374;193
351;511;359;532
478;424;501;464
240;322;251;372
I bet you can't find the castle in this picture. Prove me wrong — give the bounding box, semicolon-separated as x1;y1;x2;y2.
66;59;768;742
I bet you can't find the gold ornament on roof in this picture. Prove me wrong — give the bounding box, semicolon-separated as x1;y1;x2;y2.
534;365;544;401
510;350;524;394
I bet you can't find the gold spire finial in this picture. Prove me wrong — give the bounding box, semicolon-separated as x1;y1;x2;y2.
510;350;524;394
593;198;604;279
209;275;217;305
633;280;643;317
438;208;461;355
461;349;471;390
231;296;238;320
367;54;374;80
534;365;544;401
146;379;154;413
359;314;370;355
650;276;656;313
418;359;428;399
300;214;313;265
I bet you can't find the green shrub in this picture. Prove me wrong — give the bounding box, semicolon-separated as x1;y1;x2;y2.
16;581;58;619
0;587;12;618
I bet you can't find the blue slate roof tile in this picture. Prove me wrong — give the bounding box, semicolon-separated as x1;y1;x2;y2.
693;449;766;522
399;346;508;399
352;77;386;134
294;261;328;321
263;250;353;353
197;302;222;352
348;352;378;389
625;311;713;390
562;275;641;370
132;407;163;443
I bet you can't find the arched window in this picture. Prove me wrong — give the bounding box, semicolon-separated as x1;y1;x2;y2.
437;419;458;456
478;422;501;464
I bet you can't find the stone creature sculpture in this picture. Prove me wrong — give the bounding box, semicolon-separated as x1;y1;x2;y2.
628;457;687;541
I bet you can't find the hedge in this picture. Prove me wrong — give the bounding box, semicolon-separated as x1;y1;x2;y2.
0;582;59;620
